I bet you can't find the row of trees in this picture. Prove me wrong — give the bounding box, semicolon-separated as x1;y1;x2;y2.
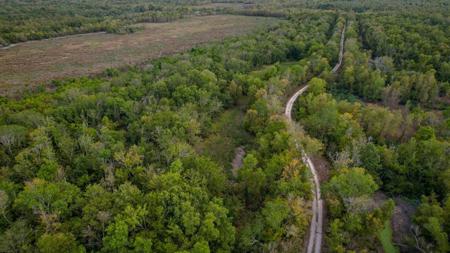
359;13;449;80
329;12;448;109
283;0;449;14
337;19;386;102
359;13;449;106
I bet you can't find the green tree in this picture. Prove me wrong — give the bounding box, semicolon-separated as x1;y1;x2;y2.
14;179;80;219
0;220;33;252
359;143;382;181
38;232;85;253
261;198;290;241
414;195;449;252
239;154;267;206
326;167;378;200
308;77;327;95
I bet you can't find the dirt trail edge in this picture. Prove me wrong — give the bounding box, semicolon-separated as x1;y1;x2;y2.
284;24;345;253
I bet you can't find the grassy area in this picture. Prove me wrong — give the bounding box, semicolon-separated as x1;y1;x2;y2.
378;220;399;253
0;15;278;95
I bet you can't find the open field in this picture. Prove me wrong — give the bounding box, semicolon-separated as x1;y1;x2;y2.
193;2;255;9
0;15;278;95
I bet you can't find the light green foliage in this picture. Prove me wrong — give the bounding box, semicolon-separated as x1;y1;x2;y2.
239;154;267;204
38;233;85;253
261;198;290;232
14;179;80;218
378;221;398;253
326;167;378;200
192;240;210;253
423;218;449;253
298;92;339;140
327;219;346;253
146;172;235;252
414;195;450;253
133;235;153;253
0;124;28;155
103;220;130;251
308;77;327;95
324;166;393;252
12;127;58;181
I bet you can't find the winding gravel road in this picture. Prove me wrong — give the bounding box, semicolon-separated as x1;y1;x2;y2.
284;24;345;253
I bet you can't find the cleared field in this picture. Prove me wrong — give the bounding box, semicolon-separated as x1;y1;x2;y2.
0;15;277;95
193;2;255;9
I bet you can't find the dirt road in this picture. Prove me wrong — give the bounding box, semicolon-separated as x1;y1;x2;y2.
284;24;345;253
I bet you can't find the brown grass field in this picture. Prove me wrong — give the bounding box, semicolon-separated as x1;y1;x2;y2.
0;15;277;95
193;2;255;9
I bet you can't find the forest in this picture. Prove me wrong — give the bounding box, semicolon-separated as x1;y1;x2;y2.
0;0;449;252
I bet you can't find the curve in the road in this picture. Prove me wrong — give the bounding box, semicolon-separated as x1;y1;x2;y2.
284;24;345;253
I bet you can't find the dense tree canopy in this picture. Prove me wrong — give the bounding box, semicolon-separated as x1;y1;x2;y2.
0;1;449;252
0;11;343;252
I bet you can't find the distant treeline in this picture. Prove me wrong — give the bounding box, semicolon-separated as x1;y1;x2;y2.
0;1;194;46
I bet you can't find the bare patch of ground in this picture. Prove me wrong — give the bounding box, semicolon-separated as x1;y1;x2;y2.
0;15;278;95
310;155;331;182
392;197;416;245
372;192;417;249
231;147;245;178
